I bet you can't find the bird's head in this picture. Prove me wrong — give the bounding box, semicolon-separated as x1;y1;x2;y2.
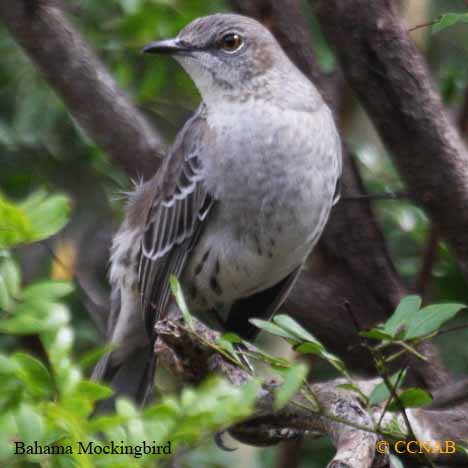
142;14;289;103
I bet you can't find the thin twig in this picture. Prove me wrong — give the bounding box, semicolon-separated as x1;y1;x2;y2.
344;303;432;465
407;19;440;34
376;368;406;429
374;351;436;468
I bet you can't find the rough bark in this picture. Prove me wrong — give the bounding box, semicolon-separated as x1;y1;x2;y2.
312;0;468;279
0;0;163;179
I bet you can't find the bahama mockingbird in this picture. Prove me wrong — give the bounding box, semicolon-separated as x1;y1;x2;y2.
93;13;342;406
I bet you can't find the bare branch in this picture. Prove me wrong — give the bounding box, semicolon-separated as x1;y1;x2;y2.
0;0;163;179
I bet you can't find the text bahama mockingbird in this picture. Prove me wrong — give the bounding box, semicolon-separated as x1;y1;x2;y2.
93;13;342;406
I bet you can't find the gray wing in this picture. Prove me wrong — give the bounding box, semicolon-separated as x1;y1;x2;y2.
138;108;213;337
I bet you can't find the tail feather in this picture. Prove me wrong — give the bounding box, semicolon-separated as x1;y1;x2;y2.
92;346;156;413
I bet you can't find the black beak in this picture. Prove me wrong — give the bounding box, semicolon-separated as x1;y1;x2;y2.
141;38;192;55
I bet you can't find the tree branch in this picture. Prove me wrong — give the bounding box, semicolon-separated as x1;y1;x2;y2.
0;0;163;179
156;308;468;467
312;0;468;280
156;308;381;468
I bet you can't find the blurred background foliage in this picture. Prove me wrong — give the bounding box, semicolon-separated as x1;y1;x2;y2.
0;0;467;467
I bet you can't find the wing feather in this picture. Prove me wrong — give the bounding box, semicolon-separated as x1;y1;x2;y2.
138;107;214;337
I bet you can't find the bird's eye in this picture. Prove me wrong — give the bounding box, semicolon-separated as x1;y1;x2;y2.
220;33;243;53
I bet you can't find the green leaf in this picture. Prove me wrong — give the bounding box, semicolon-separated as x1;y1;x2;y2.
0;353;18;375
0;301;69;334
116;398;139;418
249;318;297;340
0;253;21;311
15;404;44;446
88;414;127;433
73;380;113;402
48;325;74;358
220;332;242;344
384;295;422;337
0;191;70;248
274;363;308;410
13;352;54;399
0;413;18;459
169;275;193;328
404;303;465;339
216;337;237;359
295;342;345;372
118;0;143;15
20;190;70;241
268;315;346;372
388;388;432;410
432;12;468;34
22;280;74;302
457;444;468;456
144;399;180;420
0;255;21;299
273;314;318;343
295;342;324;355
0;193;32;248
0;276;11;311
369;370;406;406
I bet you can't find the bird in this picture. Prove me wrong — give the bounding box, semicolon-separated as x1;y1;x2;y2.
92;13;342;408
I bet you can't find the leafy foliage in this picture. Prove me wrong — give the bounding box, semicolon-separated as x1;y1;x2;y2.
0;191;70;248
274;363;308;410
360;295;465;342
0;190;261;467
0;255;260;467
1;200;468;464
432;12;468;34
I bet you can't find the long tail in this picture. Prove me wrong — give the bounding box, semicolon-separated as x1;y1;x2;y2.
92;345;156;413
